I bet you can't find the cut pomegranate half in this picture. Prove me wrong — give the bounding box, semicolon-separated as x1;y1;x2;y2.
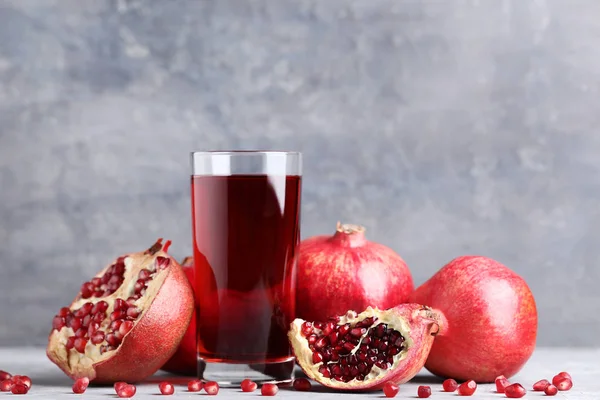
289;304;440;390
46;239;194;383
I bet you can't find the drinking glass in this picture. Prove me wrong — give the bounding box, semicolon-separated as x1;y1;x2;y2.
190;151;302;385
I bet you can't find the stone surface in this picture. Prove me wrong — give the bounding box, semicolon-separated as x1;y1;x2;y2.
1;0;600;345
1;347;598;398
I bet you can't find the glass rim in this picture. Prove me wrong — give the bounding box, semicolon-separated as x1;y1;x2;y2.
191;150;301;156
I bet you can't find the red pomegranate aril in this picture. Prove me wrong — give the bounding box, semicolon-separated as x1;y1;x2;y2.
156;256;170;269
187;379;203;392
74;328;87;338
11;383;28;395
496;377;510;393
138;269;152;280
159;381;175;395
111;310;125;321
418;385;431;398
443;378;458;392
318;365;331;378
293;378;311;391
82;314;92;328
88;321;101;334
114;382;128;392
505;383;526;398
0;380;13;392
126;307;140;318
110;319;123;331
81;282;94;298
117;384;137;398
65;336;75;350
91;277;102;286
72;377;90;394
58;307;71;317
73;302;93;318
204;381;219;395
70;316;82;331
544;384;558;396
241;379;258;392
133;280;146;294
261;383;279;396
52;316;66;330
93;312;105;323
0;370;10;381
533;379;550;391
301;322;314;336
315;337;327;349
91;301;108;314
555;378;572;391
119;320;135;336
105;333;121;347
350;327;367;337
91;331;106;344
114;298;127;311
74;338;87;353
458;380;477;396
13;376;31;389
383;382;399;398
312;351;324;363
552;372;572;386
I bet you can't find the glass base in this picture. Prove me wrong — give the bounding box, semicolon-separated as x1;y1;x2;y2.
197;357;295;386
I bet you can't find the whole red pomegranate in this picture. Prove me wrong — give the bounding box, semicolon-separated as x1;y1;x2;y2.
160;256;197;375
409;256;537;382
289;304;441;390
297;223;413;322
47;239;195;383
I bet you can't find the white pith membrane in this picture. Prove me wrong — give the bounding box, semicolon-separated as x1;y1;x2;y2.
46;244;171;377
289;307;417;389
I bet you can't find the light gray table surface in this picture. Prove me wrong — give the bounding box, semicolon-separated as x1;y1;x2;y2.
0;348;597;399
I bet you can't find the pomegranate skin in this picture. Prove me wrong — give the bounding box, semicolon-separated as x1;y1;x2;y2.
160;257;197;375
46;241;195;383
297;223;414;322
289;303;441;391
409;256;537;382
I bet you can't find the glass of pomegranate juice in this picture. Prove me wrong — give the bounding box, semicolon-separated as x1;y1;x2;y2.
190;151;302;385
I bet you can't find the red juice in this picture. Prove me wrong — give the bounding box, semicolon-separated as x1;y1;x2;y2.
191;174;301;363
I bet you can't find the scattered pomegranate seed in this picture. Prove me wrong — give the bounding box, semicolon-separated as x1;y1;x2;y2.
552;371;571;385
114;382;128;392
117;383;137;398
544;384;558;396
261;383;279;396
187;379;203;392
0;379;14;392
72;377;90;394
533;379;550;391
383;382;400;398
293;378;311;391
495;377;510;393
11;383;29;395
0;370;11;381
12;375;31;389
457;380;477;396
241;379;258;392
505;383;526;398
555;378;573;391
443;378;458;392
159;381;175;395
204;381;219;395
417;385;432;398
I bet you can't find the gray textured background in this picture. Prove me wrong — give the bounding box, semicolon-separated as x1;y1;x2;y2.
1;0;599;347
